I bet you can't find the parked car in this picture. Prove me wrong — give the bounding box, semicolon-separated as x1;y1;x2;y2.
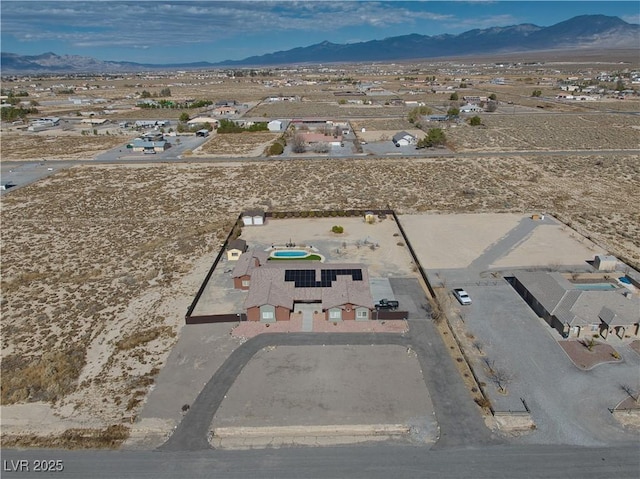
453;288;472;305
375;298;399;310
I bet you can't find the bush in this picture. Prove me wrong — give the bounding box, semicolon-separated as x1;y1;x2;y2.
268;142;284;156
331;225;344;234
468;116;482;126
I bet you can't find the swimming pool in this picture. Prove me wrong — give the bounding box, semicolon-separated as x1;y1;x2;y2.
271;250;309;258
573;283;618;291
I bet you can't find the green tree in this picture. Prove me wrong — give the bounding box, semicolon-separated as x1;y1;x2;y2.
140;90;151;98
447;107;460;117
159;87;171;97
459;82;467;88
531;90;542;97
615;79;625;91
489;93;497;101
179;112;190;122
468;116;482;126
449;92;459;101
417;128;446;148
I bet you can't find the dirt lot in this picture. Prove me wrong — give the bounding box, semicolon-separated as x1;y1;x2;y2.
193;131;280;157
0;130;132;161
448;113;640;152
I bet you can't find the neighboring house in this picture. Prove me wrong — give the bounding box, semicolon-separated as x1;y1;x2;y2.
80;118;108;125
213;106;238;116
215;100;237;107
187;117;218;128
134;120;166;128
131;132;168;152
226;239;248;261
392;131;417;146
460;104;483;113
510;271;640;340
242;261;374;322
242;209;265;226
299;132;342;146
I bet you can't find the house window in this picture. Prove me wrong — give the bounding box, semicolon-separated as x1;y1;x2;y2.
262;311;274;320
242;280;250;287
231;251;239;257
356;309;368;319
329;309;341;320
590;324;599;332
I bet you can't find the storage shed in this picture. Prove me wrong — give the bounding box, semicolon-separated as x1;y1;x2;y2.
242;209;265;226
227;239;248;261
593;255;617;271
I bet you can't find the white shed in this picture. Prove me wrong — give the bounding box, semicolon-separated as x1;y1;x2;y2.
593;255;617;271
268;120;283;132
242;209;265;226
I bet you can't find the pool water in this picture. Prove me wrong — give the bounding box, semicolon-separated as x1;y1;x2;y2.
271;250;309;258
573;283;618;291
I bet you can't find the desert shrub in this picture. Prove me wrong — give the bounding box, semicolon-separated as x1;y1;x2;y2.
1;424;130;449
1;348;86;404
468;116;482;126
331;225;344;234
115;326;174;351
268;142;284;156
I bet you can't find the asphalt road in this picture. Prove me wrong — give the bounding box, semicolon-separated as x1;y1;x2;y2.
2;443;639;478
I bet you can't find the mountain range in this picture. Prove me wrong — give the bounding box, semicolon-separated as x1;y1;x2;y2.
2;15;638;73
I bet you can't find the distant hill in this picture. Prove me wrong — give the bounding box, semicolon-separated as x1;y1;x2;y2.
1;15;637;73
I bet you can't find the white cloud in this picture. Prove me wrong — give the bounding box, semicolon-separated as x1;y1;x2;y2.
1;1;458;49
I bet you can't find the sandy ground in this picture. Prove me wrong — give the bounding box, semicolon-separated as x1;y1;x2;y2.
400;213;524;269
1;155;638;445
400;213;607;270
492;224;606;268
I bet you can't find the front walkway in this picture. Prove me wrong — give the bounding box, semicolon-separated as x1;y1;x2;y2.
232;318;407;339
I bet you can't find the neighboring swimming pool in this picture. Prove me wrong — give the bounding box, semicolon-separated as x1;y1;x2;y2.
271;250;309;258
572;283;618;291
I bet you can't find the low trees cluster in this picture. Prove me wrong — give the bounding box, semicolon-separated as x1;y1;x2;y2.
217;119;268;134
417;128;447;148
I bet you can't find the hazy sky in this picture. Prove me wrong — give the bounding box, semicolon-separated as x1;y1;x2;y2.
2;1;639;64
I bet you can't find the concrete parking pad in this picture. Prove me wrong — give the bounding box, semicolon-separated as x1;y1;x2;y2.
211;345;437;445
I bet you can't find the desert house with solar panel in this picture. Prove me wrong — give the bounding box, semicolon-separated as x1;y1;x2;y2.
232;248;374;322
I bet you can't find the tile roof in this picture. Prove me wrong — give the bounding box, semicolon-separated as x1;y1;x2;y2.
232;249;269;278
514;270;639;327
244;262;373;311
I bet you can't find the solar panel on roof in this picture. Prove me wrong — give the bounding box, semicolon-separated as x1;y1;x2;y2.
284;268;364;287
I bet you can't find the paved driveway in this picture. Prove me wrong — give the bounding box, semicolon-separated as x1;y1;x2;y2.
450;279;640;445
